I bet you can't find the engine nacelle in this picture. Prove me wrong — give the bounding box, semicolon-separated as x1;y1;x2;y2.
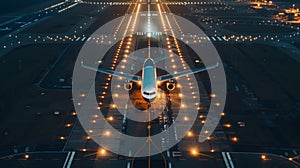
166;80;175;91
124;81;133;91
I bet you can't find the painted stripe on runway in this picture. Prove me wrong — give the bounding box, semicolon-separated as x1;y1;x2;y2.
168;162;172;168
226;152;235;168
62;152;71;168
75;37;81;41
217;36;222;41
66;151;75;168
62;151;75;168
81;37;86;41
222;152;230;168
127;161;131;168
167;150;170;157
206;37;211;41
87;37;91;41
211;36;216;41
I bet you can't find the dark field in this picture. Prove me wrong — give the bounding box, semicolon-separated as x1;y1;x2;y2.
0;0;62;15
223;24;296;34
0;16;15;24
0;44;74;152
217;43;300;149
21;15;85;34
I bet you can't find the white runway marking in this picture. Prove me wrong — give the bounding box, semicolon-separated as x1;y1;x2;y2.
222;152;235;168
63;151;75;168
222;152;230;168
75;37;81;41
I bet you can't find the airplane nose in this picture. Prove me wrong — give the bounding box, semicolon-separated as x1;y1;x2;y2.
143;96;156;103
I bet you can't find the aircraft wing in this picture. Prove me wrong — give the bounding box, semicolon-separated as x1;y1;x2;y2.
157;63;219;82
128;55;169;63
153;55;170;63
82;64;142;82
127;55;145;63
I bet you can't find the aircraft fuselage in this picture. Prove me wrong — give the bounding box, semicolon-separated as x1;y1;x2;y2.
141;58;158;102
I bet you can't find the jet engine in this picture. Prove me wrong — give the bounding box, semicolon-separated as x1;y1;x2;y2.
124;81;133;91
166;80;175;91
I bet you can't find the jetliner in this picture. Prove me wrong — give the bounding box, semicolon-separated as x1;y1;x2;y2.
82;57;218;102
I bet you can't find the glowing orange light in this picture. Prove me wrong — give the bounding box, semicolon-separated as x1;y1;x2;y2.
210;93;216;98
187;131;193;137
231;137;238;142
66;123;72;127
99;149;106;155
107;116;114;121
191;148;198;156
223;124;231;128
104;131;111;136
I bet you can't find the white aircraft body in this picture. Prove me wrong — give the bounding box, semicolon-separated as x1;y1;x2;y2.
82;57;218;102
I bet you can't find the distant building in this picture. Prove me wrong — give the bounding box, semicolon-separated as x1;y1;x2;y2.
276;5;299;21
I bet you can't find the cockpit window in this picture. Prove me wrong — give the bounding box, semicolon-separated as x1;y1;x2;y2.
149;92;155;95
143;91;155;95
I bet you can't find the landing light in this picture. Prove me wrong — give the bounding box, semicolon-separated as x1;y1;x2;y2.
104;131;111;136
107;116;114;121
210;93;216;98
65;123;72;127
24;154;30;159
187;131;193;137
223;124;231;128
231;137;238;142
190;148;198;156
98;149;106;155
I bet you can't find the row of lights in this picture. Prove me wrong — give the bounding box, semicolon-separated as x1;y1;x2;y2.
58;2;79;13
44;1;67;10
82;1;132;6
77;1;142;153
159;2;226;149
166;1;227;6
2;6;108;49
